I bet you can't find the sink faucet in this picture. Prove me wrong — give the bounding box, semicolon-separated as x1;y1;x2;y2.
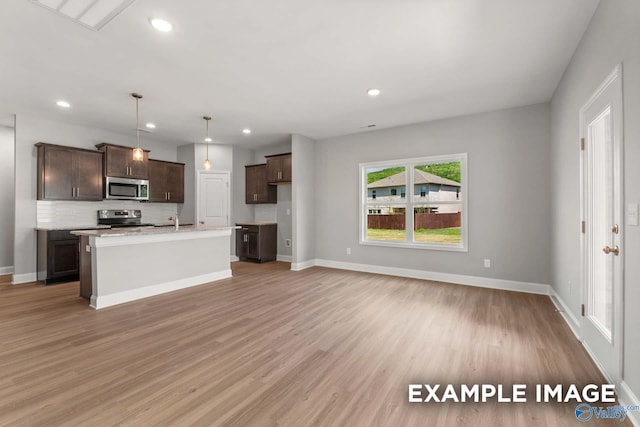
169;216;179;230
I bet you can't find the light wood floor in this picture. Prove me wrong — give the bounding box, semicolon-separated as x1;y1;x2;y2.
0;263;629;426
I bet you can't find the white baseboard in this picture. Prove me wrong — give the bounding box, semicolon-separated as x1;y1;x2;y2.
618;381;640;426
0;266;13;275
90;270;232;310
313;259;551;295
291;259;317;271
230;255;239;262
12;272;37;285
277;255;292;262
548;287;581;339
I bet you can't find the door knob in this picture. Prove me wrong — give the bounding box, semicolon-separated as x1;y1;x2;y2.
199;221;204;225
603;245;620;255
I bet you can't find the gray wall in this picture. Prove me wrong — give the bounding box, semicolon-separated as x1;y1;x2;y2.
292;134;316;266
315;103;551;284
0;125;14;272
549;0;640;398
13;114;178;282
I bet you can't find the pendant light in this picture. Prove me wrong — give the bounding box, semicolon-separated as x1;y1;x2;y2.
203;116;212;170
132;93;144;161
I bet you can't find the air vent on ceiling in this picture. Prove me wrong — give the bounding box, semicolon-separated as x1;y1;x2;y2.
30;0;136;31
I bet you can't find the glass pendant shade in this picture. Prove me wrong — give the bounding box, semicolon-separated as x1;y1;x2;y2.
132;93;144;161
203;159;211;170
132;146;144;161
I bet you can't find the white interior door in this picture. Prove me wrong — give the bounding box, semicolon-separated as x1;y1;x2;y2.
197;171;230;226
580;64;623;383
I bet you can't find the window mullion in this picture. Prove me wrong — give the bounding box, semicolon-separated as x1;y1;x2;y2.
405;163;414;242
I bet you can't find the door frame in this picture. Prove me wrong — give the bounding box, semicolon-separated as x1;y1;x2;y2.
579;63;624;383
196;170;231;227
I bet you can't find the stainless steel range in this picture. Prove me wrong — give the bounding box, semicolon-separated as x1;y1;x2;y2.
97;209;154;228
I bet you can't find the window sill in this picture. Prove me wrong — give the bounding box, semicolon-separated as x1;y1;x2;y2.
359;239;468;252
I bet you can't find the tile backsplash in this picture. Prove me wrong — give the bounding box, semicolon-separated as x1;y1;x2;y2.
37;200;178;228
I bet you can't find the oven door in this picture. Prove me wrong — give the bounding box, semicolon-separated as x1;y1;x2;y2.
105;177;149;200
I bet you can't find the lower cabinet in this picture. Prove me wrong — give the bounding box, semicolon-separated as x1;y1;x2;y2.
37;230;80;284
236;223;277;263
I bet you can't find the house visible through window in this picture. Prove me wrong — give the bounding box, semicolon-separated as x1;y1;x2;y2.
360;154;467;251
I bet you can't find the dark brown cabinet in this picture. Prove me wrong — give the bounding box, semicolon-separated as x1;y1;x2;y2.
95;143;149;179
37;230;80;284
148;159;185;203
245;164;277;204
36;143;103;201
266;153;292;184
236;223;277;263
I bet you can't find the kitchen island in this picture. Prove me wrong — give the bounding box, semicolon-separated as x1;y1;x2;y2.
71;225;237;309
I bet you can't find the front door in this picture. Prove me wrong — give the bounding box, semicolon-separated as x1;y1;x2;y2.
197;171;230;227
580;64;623;383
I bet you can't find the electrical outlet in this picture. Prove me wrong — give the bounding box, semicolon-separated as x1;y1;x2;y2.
285;239;291;247
85;245;91;253
346;247;351;255
286;208;291;216
484;259;491;268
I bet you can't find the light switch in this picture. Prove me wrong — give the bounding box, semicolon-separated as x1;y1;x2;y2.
628;203;639;226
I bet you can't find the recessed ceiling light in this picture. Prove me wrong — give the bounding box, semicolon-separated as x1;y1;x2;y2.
145;123;156;129
56;100;71;108
150;18;172;32
367;88;381;97
204;137;212;142
242;129;251;134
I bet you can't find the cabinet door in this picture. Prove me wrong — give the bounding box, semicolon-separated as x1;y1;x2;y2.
166;162;184;203
266;157;281;183
43;146;74;200
104;145;130;178
247;231;259;259
128;151;149;179
245;166;258;204
148;160;168;202
236;229;248;257
73;150;103;200
48;239;79;278
281;154;292;182
254;164;268;202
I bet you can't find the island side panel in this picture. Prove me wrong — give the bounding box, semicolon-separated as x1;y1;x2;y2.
89;231;231;309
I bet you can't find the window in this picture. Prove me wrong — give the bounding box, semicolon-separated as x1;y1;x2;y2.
360;153;467;251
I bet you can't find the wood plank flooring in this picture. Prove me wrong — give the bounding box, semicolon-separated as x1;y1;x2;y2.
0;262;629;426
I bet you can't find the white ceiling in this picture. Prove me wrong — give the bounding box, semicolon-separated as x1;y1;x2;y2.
0;0;599;149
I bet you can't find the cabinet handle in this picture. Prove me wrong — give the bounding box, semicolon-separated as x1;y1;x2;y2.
76;188;79;198
168;192;171;201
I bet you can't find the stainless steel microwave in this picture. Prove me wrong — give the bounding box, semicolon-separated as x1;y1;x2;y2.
104;176;149;201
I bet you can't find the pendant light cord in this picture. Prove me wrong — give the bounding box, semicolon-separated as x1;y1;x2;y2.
136;96;140;149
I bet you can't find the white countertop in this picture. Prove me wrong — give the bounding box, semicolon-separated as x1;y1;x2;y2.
71;225;240;238
236;222;277;226
35;225;112;231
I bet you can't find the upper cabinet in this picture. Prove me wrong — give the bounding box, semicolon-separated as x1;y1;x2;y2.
36;143;103;201
266;153;292;184
95;143;149;179
148;159;185;203
246;164;277;204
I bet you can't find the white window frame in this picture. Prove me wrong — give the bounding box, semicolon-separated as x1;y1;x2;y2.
359;153;468;252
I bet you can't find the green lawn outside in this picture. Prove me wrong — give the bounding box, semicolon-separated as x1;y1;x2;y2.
367;227;461;243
